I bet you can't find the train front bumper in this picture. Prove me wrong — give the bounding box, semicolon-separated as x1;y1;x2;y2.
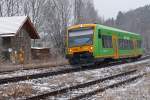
66;46;93;60
67;45;93;55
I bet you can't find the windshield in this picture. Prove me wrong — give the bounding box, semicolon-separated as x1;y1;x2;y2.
68;28;93;47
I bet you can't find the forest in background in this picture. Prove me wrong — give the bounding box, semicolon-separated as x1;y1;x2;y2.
105;5;150;53
0;0;150;56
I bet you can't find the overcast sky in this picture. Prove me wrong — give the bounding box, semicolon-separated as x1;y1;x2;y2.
94;0;150;20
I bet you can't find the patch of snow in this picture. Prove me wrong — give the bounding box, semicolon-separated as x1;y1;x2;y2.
0;16;27;35
0;58;150;99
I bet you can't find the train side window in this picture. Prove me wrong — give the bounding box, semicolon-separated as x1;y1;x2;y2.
119;39;133;50
125;40;127;49
127;40;129;49
119;39;122;49
125;40;128;50
131;41;134;49
102;35;112;48
108;36;113;48
130;40;133;49
137;40;142;48
140;40;142;48
119;39;125;49
129;40;131;49
121;39;124;49
98;29;101;38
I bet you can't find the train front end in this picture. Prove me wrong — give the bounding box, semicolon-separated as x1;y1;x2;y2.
66;24;96;64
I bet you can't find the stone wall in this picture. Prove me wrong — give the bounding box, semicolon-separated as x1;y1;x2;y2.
0;28;31;64
11;28;31;64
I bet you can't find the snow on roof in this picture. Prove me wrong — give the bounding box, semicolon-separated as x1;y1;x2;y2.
0;16;27;35
0;16;39;39
0;34;15;37
31;47;50;49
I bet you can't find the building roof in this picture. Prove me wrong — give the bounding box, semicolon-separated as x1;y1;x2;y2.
0;16;39;39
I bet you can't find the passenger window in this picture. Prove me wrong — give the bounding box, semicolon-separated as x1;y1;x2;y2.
102;35;112;48
119;39;133;50
119;39;123;49
137;40;142;48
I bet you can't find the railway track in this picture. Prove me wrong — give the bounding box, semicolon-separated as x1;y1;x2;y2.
0;56;149;85
25;69;143;100
71;74;143;100
0;55;149;75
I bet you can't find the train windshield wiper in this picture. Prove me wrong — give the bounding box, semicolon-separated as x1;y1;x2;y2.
85;38;92;44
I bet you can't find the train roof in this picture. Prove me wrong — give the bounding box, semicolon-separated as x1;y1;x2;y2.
97;24;140;36
68;24;141;37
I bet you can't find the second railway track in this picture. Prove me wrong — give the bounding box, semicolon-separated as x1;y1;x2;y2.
71;74;143;100
25;69;143;100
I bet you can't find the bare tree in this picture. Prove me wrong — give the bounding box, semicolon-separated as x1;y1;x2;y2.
41;0;102;55
41;0;72;55
0;1;4;17
74;0;84;24
23;0;46;29
1;0;22;17
105;18;116;27
74;0;101;24
0;0;102;56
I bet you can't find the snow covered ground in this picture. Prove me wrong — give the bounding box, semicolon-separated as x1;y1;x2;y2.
92;74;150;100
0;59;150;99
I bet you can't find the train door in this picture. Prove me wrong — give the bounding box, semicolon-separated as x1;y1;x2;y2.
112;35;119;59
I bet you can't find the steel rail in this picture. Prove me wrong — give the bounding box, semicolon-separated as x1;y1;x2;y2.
71;74;143;100
25;69;137;100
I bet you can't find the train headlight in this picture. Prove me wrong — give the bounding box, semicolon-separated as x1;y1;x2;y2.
69;49;72;53
90;47;93;51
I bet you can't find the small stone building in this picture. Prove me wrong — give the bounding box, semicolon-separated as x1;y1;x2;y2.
0;16;39;64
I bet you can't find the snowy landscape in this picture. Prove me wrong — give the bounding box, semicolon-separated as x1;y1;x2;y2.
0;0;150;100
0;58;149;99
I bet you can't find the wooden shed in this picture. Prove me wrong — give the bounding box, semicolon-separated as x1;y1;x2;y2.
0;16;39;64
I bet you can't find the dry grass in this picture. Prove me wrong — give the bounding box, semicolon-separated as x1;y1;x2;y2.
0;57;69;72
0;83;33;99
0;64;23;72
25;57;69;69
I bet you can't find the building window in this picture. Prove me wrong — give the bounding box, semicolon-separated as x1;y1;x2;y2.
2;37;11;49
102;35;112;48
